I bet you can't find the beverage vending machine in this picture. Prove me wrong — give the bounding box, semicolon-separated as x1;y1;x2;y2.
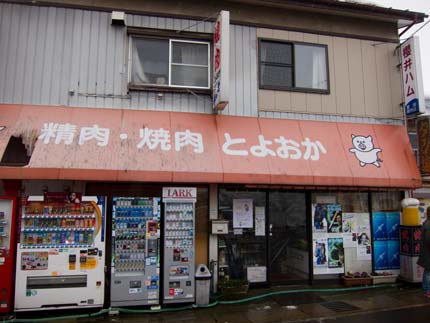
110;197;161;306
162;187;196;304
14;194;106;311
0;196;17;313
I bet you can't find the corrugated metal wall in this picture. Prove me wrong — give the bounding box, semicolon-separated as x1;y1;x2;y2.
0;3;258;116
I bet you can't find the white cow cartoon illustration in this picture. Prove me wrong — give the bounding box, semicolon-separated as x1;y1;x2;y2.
349;134;382;168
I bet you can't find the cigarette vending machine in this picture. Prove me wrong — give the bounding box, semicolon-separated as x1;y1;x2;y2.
14;195;106;311
110;197;161;306
162;187;196;304
0;196;17;313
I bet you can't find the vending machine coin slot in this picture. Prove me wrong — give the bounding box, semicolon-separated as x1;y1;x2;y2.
130;281;141;288
88;248;98;256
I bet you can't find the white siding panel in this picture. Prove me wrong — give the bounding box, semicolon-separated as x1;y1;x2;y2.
40;7;57;104
0;4;13;102
0;3;246;116
87;11;100;96
69;9;84;107
5;4;22;103
31;7;49;105
77;10;92;107
51;8;67;105
22;5;40;104
95;12;110;96
12;5;30;103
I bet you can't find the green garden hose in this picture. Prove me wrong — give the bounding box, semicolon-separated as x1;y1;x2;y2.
1;283;400;323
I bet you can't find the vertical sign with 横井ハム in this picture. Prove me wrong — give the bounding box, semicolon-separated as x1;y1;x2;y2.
400;36;425;117
213;10;229;110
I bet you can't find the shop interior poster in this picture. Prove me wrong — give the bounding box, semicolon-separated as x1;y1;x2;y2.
342;213;371;261
312;203;345;274
372;212;400;271
233;199;253;228
255;207;265;236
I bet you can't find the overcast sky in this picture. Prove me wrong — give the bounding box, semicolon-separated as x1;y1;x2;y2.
354;0;430;97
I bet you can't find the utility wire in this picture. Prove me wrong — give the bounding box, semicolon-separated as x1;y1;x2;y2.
176;11;219;33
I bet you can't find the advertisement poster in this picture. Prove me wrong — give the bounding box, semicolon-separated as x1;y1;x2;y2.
233;199;253;228
255;207;265;236
327;204;342;233
342;213;355;233
357;225;371;246
374;241;388;270
386;212;400;240
372;212;387;240
313;203;328;232
387;240;400;269
313;238;328;267
328;237;344;268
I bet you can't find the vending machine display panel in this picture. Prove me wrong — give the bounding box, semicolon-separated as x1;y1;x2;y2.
14;195;106;311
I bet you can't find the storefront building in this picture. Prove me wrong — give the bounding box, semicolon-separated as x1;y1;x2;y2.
0;0;426;311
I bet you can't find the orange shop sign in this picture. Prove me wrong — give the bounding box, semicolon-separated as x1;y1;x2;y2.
0;105;421;188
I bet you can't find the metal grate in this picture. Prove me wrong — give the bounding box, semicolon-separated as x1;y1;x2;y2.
320;301;361;312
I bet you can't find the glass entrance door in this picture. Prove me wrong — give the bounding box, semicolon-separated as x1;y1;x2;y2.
218;189;267;284
268;192;309;283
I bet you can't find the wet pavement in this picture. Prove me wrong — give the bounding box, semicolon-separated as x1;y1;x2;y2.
4;283;430;323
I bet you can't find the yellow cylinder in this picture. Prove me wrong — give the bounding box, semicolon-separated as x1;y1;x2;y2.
402;207;420;226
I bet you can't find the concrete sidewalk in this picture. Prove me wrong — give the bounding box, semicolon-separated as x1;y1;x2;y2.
7;283;430;323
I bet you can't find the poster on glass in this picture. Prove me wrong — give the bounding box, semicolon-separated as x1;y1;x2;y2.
233;199;253;228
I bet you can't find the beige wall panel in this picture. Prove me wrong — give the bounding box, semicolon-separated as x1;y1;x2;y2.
388;45;403;119
272;29;289;40
275;91;292;111
347;39;365;116
361;41;379;117
259;89;276;110
375;43;393;118
319;35;337;115
333;37;351;115
289;32;306;112
303;33;322;113
257;28;273;38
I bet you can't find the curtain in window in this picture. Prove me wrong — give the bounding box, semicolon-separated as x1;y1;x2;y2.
312;49;327;90
131;42;148;84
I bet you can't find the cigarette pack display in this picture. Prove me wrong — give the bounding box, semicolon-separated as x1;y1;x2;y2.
110;197;161;306
163;187;197;304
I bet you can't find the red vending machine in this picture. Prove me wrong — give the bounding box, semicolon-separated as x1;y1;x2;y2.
0;196;17;313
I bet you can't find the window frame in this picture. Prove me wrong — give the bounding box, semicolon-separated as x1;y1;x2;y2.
258;38;330;94
128;35;211;90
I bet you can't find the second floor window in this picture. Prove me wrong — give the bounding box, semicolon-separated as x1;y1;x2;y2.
259;40;329;93
130;37;210;89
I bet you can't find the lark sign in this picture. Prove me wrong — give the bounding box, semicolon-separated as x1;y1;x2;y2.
163;187;197;202
212;10;230;111
400;36;425;117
